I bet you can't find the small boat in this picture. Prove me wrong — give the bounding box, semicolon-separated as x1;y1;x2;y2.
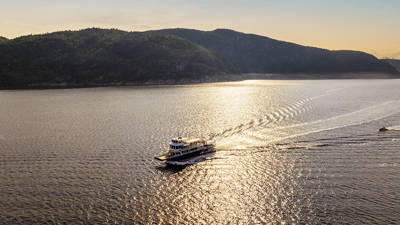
155;137;215;166
379;127;389;132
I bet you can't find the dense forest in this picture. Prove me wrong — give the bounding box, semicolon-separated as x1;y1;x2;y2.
0;29;232;88
0;28;398;89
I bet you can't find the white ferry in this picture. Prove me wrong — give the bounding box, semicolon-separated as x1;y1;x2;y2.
154;137;215;166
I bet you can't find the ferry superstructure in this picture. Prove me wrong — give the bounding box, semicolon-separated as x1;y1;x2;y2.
154;137;215;166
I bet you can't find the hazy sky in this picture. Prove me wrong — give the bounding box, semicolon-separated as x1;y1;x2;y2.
1;0;399;58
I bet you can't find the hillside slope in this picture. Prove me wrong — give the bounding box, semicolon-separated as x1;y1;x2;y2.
154;29;398;75
382;59;400;72
0;28;232;88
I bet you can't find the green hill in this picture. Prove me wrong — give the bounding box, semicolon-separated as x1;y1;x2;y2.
0;28;232;88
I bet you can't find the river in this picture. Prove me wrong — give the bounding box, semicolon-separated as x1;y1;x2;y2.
0;80;399;224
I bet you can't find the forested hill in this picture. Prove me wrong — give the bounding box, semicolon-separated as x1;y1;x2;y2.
0;28;398;89
0;29;232;88
154;29;398;74
382;59;400;72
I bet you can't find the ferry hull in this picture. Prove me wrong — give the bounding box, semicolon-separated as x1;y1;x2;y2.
166;155;207;166
165;148;215;166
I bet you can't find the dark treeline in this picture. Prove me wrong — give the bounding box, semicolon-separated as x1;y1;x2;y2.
0;28;398;89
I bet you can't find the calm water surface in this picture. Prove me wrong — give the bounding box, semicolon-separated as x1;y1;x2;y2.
0;80;400;224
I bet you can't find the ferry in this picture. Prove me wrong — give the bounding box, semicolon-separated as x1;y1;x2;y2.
154;137;215;166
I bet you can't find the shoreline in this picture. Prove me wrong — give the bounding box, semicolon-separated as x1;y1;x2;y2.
1;73;399;91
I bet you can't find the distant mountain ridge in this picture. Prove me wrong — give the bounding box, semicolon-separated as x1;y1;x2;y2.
382;59;400;72
153;28;397;74
0;28;398;89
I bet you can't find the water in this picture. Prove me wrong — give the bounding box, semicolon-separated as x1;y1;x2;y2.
0;80;399;224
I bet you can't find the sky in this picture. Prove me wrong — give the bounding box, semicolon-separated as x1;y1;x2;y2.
0;0;399;58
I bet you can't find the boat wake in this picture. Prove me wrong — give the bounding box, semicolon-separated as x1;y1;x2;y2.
387;125;400;131
215;100;400;149
208;92;330;141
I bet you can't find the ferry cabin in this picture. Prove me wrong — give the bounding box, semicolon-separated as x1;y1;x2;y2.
168;137;206;156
